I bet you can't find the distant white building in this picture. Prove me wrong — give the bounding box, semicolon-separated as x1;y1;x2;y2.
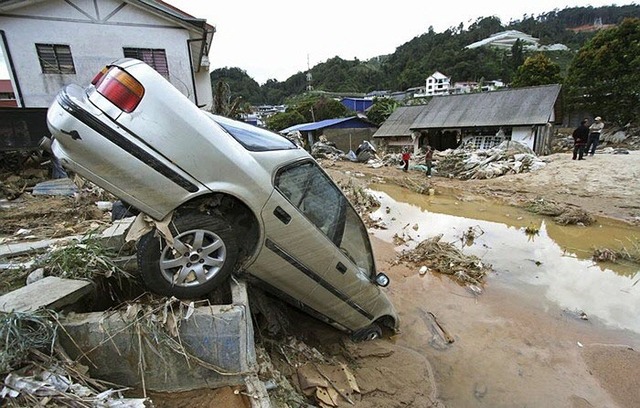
425;71;451;96
450;81;478;95
466;30;540;50
466;30;569;52
441;79;506;95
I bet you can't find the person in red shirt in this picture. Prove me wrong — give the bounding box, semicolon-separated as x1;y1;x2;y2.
402;148;411;172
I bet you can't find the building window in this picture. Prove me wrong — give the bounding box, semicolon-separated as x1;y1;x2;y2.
471;135;507;150
123;48;169;77
36;44;76;74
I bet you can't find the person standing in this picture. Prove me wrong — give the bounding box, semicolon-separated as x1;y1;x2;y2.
585;116;604;156
402;148;410;172
424;145;434;176
572;119;589;160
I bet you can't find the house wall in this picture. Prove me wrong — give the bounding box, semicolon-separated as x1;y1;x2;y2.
323;128;378;153
374;136;416;153
511;126;536;150
0;0;210;108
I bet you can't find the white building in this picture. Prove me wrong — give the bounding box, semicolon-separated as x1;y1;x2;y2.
466;30;540;50
425;71;450;96
465;29;569;52
0;0;214;108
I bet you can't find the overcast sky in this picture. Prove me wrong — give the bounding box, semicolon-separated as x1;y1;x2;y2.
165;0;637;84
0;1;637;83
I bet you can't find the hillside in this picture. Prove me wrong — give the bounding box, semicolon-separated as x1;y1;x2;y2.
210;4;640;105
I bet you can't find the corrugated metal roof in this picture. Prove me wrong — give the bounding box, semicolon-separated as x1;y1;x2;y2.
372;106;424;138
281;116;360;133
411;84;561;129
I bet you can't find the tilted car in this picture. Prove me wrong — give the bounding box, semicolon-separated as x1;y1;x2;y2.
46;58;398;341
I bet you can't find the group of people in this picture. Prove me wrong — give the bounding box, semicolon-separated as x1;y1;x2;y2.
572;116;604;160
401;145;434;177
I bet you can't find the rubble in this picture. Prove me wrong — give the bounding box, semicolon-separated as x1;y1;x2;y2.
524;197;595;226
435;141;545;180
397;234;492;286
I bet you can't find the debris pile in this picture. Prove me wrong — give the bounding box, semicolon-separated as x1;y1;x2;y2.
398;234;492;286
553;125;640;153
311;141;344;160
0;310;150;407
337;179;380;219
525;197;595;226
436;141;546;180
592;237;640;264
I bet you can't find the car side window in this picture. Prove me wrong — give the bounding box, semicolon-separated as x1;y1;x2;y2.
276;161;343;241
275;161;375;278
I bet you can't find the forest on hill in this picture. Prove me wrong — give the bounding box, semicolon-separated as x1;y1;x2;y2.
209;4;640;106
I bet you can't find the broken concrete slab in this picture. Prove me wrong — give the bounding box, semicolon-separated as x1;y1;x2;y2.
99;217;135;250
0;235;83;259
0;276;93;312
0;217;133;264
58;280;261;394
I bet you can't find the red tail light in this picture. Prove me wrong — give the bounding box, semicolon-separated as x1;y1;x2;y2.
92;66;145;113
91;67;108;86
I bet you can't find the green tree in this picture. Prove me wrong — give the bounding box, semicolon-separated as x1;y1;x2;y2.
265;111;306;132
291;96;350;122
210;67;262;104
366;97;399;126
565;17;640;125
511;53;562;87
511;39;525;71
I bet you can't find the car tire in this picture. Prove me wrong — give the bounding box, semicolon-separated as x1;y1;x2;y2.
136;211;238;299
350;323;382;342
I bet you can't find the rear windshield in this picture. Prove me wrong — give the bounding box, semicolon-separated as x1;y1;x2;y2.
209;114;297;152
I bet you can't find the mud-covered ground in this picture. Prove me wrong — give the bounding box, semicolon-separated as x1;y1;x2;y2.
320;150;640;408
2;150;640;407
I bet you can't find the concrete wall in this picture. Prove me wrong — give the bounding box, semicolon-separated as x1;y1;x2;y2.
59;280;256;392
512;126;536;150
323;128;378;153
0;0;211;107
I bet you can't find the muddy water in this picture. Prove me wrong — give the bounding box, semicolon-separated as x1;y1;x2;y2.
368;184;640;407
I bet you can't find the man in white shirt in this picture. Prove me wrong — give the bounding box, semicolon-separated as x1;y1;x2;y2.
585;116;604;156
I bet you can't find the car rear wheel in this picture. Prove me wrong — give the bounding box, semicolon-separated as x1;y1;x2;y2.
136;212;238;298
351;323;382;342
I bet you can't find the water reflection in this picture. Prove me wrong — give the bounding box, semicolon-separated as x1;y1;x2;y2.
368;184;640;334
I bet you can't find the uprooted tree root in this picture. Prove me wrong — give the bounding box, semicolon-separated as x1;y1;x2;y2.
398;234;492;285
525;198;595;226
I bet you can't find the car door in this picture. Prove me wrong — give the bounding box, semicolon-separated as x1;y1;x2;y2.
251;160;380;330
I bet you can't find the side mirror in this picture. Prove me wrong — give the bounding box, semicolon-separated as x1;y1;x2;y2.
375;272;390;287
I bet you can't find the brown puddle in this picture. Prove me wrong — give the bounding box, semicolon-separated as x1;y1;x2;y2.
367;183;640;407
369;183;640;334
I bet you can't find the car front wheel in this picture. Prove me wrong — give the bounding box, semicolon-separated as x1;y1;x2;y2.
351;323;382;342
136;212;238;298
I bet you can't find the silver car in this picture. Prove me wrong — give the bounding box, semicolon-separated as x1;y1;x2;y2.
46;58;398;340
